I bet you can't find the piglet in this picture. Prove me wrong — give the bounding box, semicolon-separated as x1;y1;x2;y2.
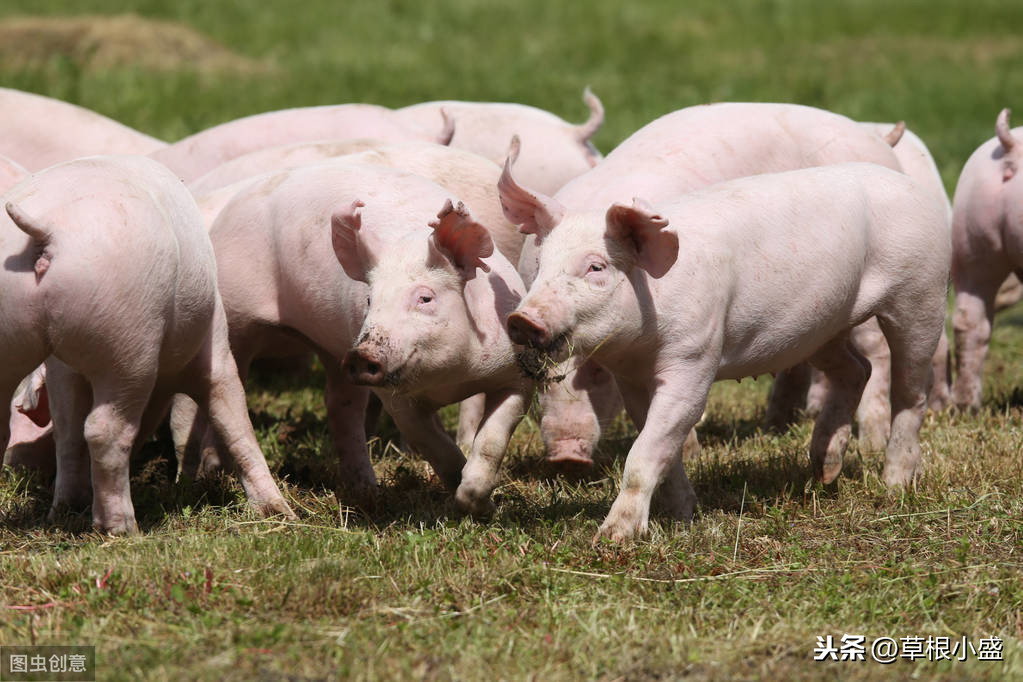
204;161;529;512
502;163;949;541
0;155;293;534
395;88;603;195
0;87;165;170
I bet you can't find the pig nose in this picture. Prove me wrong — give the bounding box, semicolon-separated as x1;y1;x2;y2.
343;347;387;386
506;310;552;347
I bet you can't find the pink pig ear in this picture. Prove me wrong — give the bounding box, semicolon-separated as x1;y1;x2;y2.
330;199;377;282
604;198;678;278
497;149;565;240
428;199;494;279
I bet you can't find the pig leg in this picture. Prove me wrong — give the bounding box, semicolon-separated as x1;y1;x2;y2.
182;310;295;520
321;353;377;508
807;335;870;484
849;318;891;453
618;380;698;521
170;394;203;480
596;365;713;543
85;377;155;535
806;368;829;417
384;400;466;493
928;323;951;412
765;363;812;432
950;272;1004;411
455;387;530;517
878;312;942;486
455;393;486;452
539;357;621;465
45;359;94;516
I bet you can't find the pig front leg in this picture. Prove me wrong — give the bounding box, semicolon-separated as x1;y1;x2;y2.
618;380;698;520
170;394;204;480
322;354;377;509
455;386;530;517
383;400;466;494
596;366;711;543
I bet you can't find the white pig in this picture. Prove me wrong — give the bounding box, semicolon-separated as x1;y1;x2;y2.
950;108;1023;410
501;163;949;541
514;102;906;467
150;104;452;183
0;155;294;534
395;89;604;195
204;161;529;511
0;88;165;170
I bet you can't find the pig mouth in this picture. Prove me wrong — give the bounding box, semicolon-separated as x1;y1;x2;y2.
514;332;571;384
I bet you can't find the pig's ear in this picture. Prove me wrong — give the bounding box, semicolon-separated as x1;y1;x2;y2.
497;151;565;239
428;199;494;279
604;198;678;278
330;200;376;282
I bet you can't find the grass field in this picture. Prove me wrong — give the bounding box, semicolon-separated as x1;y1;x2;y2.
1;1;1022;680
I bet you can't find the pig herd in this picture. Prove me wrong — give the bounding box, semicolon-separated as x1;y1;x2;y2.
0;86;1018;542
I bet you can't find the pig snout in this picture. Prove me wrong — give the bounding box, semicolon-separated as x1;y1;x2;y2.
506;310;553;348
343;347;388;386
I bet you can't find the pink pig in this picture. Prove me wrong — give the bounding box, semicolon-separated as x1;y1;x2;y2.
0;155;293;534
395;89;604;195
501;163;949;541
0;88;165;170
514;103;905;467
200;161;529;511
949;108;1023;409
150;104;452;183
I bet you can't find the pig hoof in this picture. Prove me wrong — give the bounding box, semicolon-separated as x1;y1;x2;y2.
94;517;140;536
335;482;379;512
814;456;843;485
454;486;496;519
594;498;648;543
881;465;917;488
251;496;297;521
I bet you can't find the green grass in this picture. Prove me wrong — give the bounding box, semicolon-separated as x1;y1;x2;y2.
2;1;1023;680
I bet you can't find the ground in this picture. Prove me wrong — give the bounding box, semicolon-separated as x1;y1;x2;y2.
0;1;1021;680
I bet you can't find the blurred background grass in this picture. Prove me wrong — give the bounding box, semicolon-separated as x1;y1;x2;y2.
2;0;1023;189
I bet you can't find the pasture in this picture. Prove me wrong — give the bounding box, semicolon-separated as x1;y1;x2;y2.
0;0;1021;679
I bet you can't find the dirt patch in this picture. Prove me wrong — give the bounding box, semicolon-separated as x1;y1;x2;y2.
0;14;272;74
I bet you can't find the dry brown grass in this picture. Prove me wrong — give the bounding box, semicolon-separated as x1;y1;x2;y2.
0;14;272;74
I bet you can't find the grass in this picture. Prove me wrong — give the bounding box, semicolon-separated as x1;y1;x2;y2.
1;0;1023;679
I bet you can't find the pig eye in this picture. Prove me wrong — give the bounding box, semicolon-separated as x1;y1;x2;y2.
418;294;433;304
587;263;604;273
411;286;437;310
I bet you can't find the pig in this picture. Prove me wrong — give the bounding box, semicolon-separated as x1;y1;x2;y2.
150;104;453;183
190;140;525;267
513;102;906;467
949;108;1023;410
394;89;604;195
0;155;294;534
500;162;949;541
0;88;165;170
0;154;28;189
199;160;529;511
771;123;957;440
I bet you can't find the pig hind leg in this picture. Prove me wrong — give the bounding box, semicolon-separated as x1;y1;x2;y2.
765;363;813;432
181;310;294;520
877;309;943;486
849;318;891;452
807;335;870;484
45;359;94;517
